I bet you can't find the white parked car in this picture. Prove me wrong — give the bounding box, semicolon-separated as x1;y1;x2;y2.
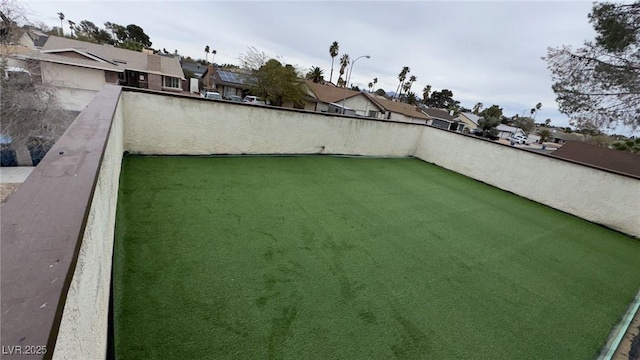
243;95;266;105
510;135;530;145
204;92;222;100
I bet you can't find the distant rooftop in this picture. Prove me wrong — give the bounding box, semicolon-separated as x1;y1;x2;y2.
551;141;640;177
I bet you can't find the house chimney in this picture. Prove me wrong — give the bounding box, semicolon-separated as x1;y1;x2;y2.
147;54;161;72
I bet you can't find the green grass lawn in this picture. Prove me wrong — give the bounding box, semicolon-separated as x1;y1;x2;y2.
113;156;640;359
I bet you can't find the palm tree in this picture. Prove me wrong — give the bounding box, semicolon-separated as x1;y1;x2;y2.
68;20;75;37
473;102;483;114
204;45;210;64
329;41;339;84
211;49;217;64
402;81;411;96
339;54;350;88
57;12;65;36
306;66;325;83
368;82;373;92
404;75;417;95
406;91;418;105
373;77;378;91
422;85;432;103
395;66;410;100
532;102;542;119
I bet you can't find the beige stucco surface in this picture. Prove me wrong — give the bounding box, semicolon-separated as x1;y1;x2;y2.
414;127;640;238
122;91;421;157
52;98;124;359
341;94;381;117
41;62;106;91
40;62;105;111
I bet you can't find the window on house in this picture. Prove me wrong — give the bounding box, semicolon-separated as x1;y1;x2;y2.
163;76;180;88
368;110;379;118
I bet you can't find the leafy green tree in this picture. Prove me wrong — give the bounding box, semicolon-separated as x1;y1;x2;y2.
544;118;551;126
329;41;339;84
75;20;99;39
538;129;551;143
481;104;503;119
478;116;502;137
544;1;640;130
183;68;195;79
252;59;306;107
512;116;535;133
612;138;640;153
305;66;325;83
104;22;127;43
424;89;456;109
93;28;112;44
375;88;386;96
125;24;151;48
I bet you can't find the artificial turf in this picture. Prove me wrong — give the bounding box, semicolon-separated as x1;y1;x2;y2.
113;156;640;359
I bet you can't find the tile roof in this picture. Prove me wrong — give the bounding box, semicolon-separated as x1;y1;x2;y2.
40;36;184;78
305;80;363;104
364;94;431;120
550;141;640;177
422;108;456;122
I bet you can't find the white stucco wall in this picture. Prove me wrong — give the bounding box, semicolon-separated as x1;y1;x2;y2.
53;87;101;112
388;111;427;125
414;127;640;238
122;91;421;157
41;62;107;91
342;94;381;117
53;98;124;359
41;62;106;111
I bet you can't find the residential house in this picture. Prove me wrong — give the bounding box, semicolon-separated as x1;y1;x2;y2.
496;124;526;139
457;112;481;131
14;36;185;111
201;65;255;98
304;81;384;116
1;25;47;70
365;95;462;130
181;61;208;79
551;141;640;177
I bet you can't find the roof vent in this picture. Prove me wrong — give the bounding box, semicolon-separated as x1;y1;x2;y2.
113;59;127;64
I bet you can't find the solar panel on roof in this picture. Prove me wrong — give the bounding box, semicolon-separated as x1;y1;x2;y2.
218;70;245;84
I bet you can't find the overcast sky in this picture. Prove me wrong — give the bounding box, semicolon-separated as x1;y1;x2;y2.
23;0;633;133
